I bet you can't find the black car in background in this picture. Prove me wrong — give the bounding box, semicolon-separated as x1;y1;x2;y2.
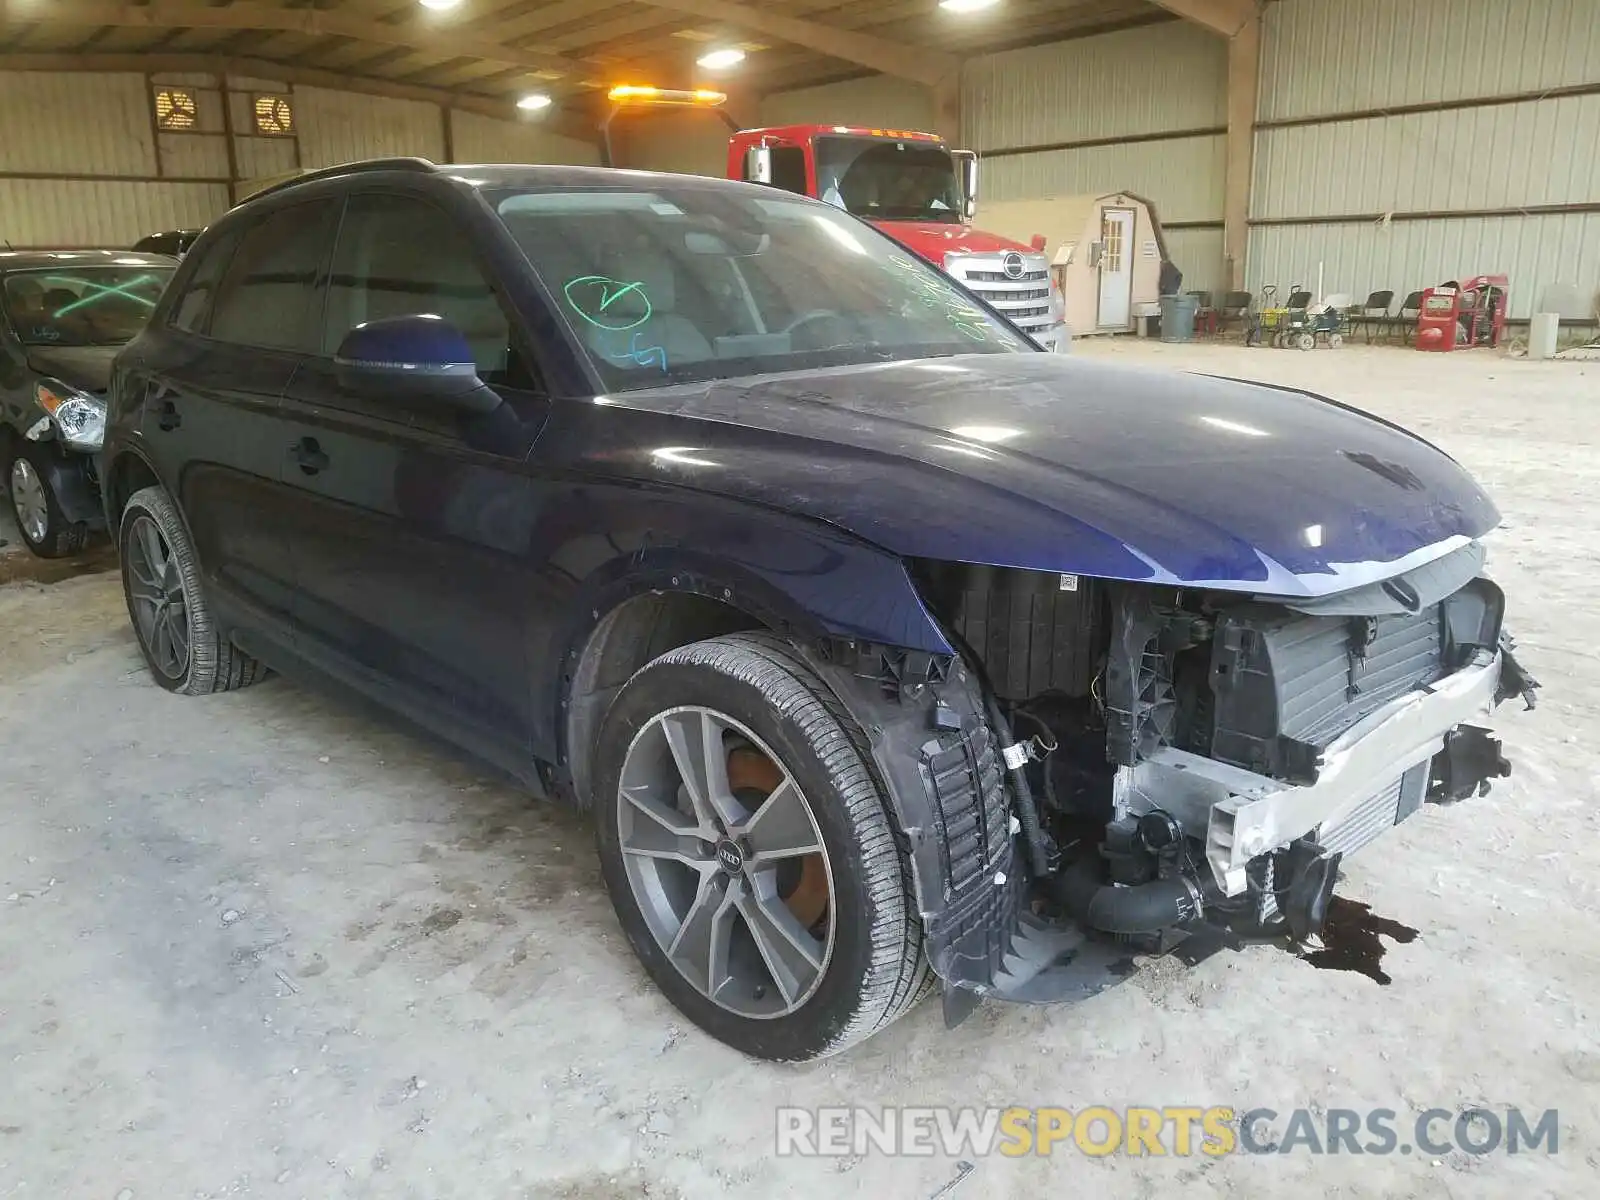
0;250;175;555
133;229;204;258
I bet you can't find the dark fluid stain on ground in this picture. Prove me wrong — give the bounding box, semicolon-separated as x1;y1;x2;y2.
1304;896;1418;984
0;544;116;586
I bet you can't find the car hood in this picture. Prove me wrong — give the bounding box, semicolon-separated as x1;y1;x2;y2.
866;219;1034;259
24;345;117;393
567;353;1500;597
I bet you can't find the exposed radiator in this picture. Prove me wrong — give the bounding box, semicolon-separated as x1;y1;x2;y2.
1206;604;1446;779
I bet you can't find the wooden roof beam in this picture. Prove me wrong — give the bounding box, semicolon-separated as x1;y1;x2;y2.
627;0;960;87
1148;0;1257;37
0;1;602;82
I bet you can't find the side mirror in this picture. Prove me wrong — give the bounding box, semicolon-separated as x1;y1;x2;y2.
952;149;978;221
744;143;773;185
333;315;500;415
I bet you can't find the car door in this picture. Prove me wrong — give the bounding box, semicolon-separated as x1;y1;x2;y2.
131;202;340;647
277;188;555;768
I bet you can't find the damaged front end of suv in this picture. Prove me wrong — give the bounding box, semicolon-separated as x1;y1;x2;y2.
805;542;1536;1022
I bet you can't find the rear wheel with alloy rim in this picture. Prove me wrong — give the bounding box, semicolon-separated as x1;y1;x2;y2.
118;485;267;695
594;632;929;1060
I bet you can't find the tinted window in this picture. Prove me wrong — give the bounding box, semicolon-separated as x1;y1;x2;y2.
171;229;241;333
209;201;337;350
321;193;515;381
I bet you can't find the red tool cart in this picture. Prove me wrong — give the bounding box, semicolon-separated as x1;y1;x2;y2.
1414;275;1508;351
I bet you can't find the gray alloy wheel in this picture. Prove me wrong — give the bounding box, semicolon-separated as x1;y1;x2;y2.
617;706;837;1019
9;456;48;546
593;632;931;1060
124;511;192;680
118;485;267;695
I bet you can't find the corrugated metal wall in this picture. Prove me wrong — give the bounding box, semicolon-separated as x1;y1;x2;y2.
0;71;230;245
294;87;445;168
758;75;935;131
1250;0;1600;318
0;71;608;247
962;21;1228;296
449;111;600;166
1259;0;1600;121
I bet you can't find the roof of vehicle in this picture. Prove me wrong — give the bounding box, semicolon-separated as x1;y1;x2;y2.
0;249;178;271
243;156;783;205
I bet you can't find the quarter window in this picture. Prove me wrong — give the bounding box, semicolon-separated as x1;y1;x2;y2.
170;229;240;334
209;201;338;350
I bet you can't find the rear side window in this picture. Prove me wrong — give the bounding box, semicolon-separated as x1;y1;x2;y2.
208;200;338;350
170;228;240;333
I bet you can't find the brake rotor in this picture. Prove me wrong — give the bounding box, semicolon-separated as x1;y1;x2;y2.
727;744;830;929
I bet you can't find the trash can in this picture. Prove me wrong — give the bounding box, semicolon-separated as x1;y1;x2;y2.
1159;293;1198;343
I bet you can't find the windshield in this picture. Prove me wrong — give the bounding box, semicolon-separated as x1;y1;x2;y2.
492;185;1026;392
814;136;962;224
2;266;172;347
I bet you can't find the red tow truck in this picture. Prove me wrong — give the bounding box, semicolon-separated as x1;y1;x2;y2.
602;88;1067;351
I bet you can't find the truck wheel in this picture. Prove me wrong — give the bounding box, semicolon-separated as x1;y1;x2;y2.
119;485;266;695
4;442;90;558
593;632;929;1061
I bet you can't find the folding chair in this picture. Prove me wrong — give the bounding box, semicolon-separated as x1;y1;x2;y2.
1350;290;1394;343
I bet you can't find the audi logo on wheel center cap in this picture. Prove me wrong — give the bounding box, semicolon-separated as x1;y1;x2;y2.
716;840;745;873
1001;252;1026;279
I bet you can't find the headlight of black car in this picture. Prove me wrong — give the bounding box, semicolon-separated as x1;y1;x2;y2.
34;380;107;453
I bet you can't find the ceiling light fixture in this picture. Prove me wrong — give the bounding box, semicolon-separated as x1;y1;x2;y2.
418;0;461;10
517;93;553;111
696;47;746;70
939;0;1000;12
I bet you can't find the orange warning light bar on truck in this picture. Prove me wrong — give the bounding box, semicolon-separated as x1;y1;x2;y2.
608;85;728;106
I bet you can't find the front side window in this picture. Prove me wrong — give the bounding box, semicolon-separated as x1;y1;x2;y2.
813;137;961;223
209;200;338;351
491;185;1026;393
2;266;173;347
321;193;521;385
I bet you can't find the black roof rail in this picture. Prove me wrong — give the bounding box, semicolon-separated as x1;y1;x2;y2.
242;157;438;204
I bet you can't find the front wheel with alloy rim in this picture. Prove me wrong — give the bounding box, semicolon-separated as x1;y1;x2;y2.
118;485;267;695
5;443;89;558
594;632;930;1060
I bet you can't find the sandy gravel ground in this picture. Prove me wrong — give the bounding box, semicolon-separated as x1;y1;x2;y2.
1;341;1596;1199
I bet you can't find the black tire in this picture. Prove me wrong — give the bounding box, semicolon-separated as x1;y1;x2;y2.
594;631;930;1061
3;440;90;559
118;485;267;695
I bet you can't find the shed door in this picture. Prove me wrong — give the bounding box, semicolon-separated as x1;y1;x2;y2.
1096;208;1135;329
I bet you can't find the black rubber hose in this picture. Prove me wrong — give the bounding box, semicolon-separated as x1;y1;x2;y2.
941;627;1053;881
982;691;1052;880
1057;857;1200;934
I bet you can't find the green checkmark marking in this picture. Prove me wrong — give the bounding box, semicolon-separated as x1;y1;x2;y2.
565;274;652;331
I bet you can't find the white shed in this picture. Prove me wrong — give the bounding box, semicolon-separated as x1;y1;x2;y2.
979;191;1170;336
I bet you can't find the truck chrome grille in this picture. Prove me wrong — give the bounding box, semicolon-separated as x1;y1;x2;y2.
943;251;1059;346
